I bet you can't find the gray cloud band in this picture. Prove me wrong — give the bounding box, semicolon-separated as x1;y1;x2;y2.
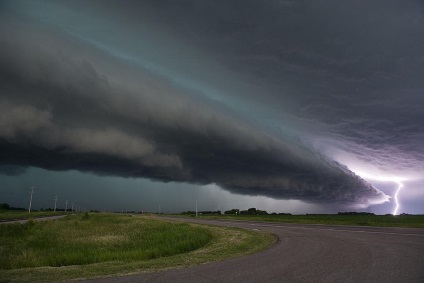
0;22;388;206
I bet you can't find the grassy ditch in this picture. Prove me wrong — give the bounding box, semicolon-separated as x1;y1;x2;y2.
0;213;276;282
180;214;424;228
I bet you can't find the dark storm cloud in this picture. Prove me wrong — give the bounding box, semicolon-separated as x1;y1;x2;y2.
146;0;424;178
5;0;423;207
0;15;388;206
54;0;424;179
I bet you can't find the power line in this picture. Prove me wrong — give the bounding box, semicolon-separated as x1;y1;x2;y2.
54;196;58;212
28;187;36;213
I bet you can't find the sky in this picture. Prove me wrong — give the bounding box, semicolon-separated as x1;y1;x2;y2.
0;0;423;214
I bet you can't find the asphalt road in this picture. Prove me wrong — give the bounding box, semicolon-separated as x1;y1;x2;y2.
78;217;424;283
0;214;67;224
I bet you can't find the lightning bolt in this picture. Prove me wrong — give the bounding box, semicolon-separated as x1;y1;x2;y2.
347;169;406;215
392;181;404;215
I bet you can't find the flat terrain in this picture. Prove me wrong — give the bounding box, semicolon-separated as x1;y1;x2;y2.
78;216;424;283
177;214;424;228
0;214;274;282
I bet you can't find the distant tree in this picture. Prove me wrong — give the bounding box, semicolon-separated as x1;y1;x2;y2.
224;209;240;215
238;208;269;215
0;203;10;210
256;209;268;215
181;211;196;215
199;210;221;215
247;208;257;213
182;210;221;215
338;211;375;215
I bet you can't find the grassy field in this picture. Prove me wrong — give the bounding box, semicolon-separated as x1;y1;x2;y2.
0;210;67;221
0;213;276;282
181;214;424;228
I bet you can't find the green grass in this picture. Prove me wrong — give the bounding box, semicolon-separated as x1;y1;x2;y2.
182;214;424;228
0;213;276;282
0;211;67;221
0;213;212;269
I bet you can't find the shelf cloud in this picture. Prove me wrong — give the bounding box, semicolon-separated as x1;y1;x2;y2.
1;0;423;211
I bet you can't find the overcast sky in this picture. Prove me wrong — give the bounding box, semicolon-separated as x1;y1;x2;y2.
1;0;423;214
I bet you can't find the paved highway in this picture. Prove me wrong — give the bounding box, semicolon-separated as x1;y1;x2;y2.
78;217;424;283
0;214;67;224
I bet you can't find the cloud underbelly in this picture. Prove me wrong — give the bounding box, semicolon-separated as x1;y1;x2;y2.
0;21;389;206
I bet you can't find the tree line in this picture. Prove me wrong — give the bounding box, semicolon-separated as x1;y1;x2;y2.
181;207;292;215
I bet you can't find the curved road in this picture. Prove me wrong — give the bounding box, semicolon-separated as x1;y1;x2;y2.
80;217;424;283
0;215;67;224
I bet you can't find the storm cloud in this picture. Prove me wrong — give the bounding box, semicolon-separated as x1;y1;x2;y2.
1;0;423;211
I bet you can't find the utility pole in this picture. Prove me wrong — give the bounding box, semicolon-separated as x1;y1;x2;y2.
28;187;36;213
196;200;198;217
54;196;58;212
65;200;68;212
71;203;74;212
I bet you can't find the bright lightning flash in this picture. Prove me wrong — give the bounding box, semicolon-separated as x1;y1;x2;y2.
350;170;406;215
392;180;404;215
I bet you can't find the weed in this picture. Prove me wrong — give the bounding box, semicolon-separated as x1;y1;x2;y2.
82;212;90;220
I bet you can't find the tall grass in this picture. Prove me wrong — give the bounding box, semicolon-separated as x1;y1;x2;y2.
0;213;212;269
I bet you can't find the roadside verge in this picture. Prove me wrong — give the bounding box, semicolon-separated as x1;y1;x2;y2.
0;215;276;282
